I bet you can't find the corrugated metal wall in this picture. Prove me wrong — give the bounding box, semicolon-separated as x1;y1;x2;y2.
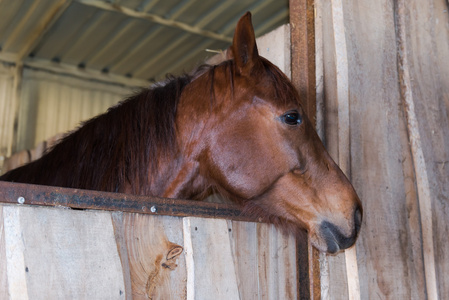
0;63;16;160
16;68;134;151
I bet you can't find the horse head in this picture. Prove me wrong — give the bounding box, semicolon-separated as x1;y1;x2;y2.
176;12;362;254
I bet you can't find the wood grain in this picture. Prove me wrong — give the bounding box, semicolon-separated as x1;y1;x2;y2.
2;205;125;299
317;0;449;298
227;220;298;300
183;217;239;300
290;2;321;299
256;222;298;300
0;205;9;299
119;213;186;300
397;0;449;298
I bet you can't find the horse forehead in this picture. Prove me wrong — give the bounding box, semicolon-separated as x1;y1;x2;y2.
236;73;299;107
234;83;299;109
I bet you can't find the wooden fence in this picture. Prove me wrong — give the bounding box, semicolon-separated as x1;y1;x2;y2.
0;181;305;299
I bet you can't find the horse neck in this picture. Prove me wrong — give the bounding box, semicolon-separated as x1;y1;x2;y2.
122;79;209;199
141;154;206;199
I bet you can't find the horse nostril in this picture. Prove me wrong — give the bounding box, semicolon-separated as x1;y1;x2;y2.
354;207;362;233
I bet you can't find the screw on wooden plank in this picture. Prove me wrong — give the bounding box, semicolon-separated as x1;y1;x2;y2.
17;196;25;204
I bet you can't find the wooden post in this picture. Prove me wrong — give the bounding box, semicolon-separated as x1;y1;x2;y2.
289;0;320;299
290;0;316;125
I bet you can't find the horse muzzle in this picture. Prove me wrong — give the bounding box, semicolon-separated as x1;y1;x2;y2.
319;206;363;254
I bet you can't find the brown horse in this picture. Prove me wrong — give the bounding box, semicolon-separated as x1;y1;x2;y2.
0;12;362;254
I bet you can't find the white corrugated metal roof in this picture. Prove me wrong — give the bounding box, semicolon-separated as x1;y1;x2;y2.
0;0;289;83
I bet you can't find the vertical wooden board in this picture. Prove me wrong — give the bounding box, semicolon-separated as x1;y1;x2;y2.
400;1;449;297
111;212;134;300
226;220;259;299
183;217;239;300
0;205;9;299
334;0;425;298
117;213;186;300
320;0;432;298
256;223;297;300
290;0;316;123
228;221;298;300
320;0;349;298
2;205;125;299
271;225;298;300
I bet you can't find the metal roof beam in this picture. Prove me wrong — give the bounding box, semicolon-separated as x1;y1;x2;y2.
254;8;289;36
132;0;236;78
157;0;276;76
3;0;72;63
24;57;149;87
0;55;149;88
75;0;233;43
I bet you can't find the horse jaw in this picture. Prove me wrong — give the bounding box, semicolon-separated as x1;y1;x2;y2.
247;166;363;254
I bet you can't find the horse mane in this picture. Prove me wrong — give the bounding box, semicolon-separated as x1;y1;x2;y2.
0;70;203;194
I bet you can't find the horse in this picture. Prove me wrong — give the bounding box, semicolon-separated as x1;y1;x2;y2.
0;12;362;254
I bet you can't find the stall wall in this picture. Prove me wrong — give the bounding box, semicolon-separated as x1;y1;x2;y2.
0;203;297;299
316;0;449;299
0;63;16;160
0;66;135;174
16;68;133;151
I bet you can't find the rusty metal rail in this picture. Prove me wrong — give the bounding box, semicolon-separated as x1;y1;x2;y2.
0;181;259;222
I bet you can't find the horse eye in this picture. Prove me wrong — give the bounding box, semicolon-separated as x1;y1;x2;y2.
281;111;302;126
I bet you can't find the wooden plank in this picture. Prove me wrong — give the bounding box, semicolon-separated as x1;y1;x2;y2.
3;205;29;299
396;0;449;298
227;221;298;300
183;217;239;300
111;211;134;300
2;205;125;298
256;222;298;300
227;221;259;299
320;0;428;299
314;0;325;139
395;1;437;298
329;0;361;299
115;213;186;299
0;205;10;299
290;0;316;124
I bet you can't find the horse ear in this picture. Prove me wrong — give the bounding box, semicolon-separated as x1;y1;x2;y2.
230;12;259;74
